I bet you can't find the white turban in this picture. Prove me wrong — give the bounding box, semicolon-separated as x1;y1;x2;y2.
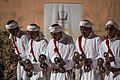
27;24;40;31
5;21;18;29
79;20;92;28
106;20;119;29
49;24;62;33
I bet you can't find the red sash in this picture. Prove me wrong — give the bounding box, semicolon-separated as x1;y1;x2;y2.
106;39;114;57
78;36;84;53
53;39;62;58
78;36;88;60
12;36;20;54
30;40;37;62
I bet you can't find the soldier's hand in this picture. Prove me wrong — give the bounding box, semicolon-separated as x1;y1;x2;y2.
81;59;87;65
109;67;120;73
51;63;60;70
58;60;66;67
82;58;92;66
26;64;34;70
19;60;25;66
73;56;80;63
105;57;115;63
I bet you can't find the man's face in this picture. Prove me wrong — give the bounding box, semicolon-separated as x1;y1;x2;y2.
50;31;62;41
27;31;39;39
8;27;19;36
105;25;118;38
80;26;92;38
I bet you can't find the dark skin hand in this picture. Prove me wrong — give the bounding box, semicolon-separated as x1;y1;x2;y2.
105;56;115;63
109;67;120;73
50;60;66;72
58;60;66;67
25;64;34;70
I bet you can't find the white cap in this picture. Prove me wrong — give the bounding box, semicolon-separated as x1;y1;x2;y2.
79;20;92;28
27;24;40;31
106;20;119;29
5;20;18;29
49;24;63;33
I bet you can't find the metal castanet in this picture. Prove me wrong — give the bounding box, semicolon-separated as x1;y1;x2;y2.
79;53;86;61
105;62;111;70
73;52;86;62
54;57;62;64
97;58;106;73
39;54;48;69
58;67;66;73
104;52;109;58
73;52;92;72
16;55;25;66
54;57;66;73
74;62;82;69
24;59;33;77
98;58;104;65
27;71;33;77
16;55;22;61
52;67;59;73
25;59;31;65
83;59;92;72
83;64;91;72
39;54;49;80
23;66;30;72
104;52;111;70
99;66;106;73
73;52;83;69
15;54;25;66
39;54;46;61
74;52;80;59
40;62;48;69
19;61;24;66
73;56;77;63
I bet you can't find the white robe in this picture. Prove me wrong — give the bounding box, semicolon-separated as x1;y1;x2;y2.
75;31;102;80
9;30;29;80
99;36;120;80
24;36;48;80
46;32;76;80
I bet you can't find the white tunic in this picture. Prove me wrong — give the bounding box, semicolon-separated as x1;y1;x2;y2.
75;32;102;80
9;30;29;80
26;37;48;80
99;36;120;80
46;32;76;80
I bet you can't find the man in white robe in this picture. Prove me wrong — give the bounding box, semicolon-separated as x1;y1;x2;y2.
5;20;29;80
75;20;102;80
46;23;76;80
24;23;48;80
99;20;120;80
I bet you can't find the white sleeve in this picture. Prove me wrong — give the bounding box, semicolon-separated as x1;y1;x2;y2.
20;35;29;60
64;39;76;70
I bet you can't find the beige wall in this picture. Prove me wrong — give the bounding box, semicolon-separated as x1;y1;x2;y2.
0;0;44;31
0;0;120;37
82;0;120;37
0;0;80;31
